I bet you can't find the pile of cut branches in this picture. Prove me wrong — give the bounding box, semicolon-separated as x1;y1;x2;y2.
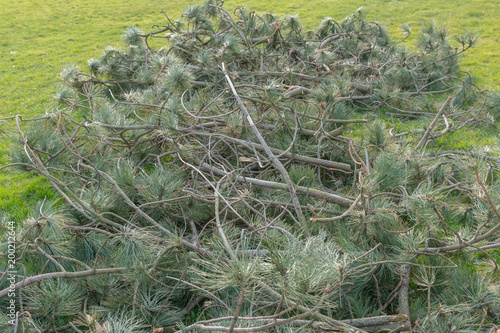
1;1;500;332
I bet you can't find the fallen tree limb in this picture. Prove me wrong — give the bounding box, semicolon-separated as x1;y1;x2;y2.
222;62;310;235
0;268;125;298
175;315;411;333
199;161;355;207
181;128;352;171
398;264;413;320
416;96;452;150
341;315;411;333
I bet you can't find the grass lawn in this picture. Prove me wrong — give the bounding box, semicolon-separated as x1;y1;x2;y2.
1;0;499;219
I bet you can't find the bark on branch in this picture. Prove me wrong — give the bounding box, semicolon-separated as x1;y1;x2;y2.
0;268;125;298
222;62;310;235
200;161;354;207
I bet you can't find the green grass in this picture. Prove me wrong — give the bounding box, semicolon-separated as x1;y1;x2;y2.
0;0;499;219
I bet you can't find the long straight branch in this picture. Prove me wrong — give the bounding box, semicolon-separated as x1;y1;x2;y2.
222;63;310;236
0;268;124;298
199;161;354;207
398;264;412;319
181;128;352;171
416;96;452;150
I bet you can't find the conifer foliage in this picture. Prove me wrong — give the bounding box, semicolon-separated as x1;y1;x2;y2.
1;1;500;332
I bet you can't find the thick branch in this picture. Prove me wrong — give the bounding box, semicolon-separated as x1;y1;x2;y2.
222;63;310;235
182;128;352;171
200;162;354;207
416;96;452;150
0;268;124;298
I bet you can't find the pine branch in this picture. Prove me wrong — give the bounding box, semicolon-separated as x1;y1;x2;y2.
222;62;310;236
0;268;124;298
199;161;355;206
183;128;352;171
416;96;453;150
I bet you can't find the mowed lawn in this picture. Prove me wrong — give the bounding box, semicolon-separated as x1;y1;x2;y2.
0;0;499;218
